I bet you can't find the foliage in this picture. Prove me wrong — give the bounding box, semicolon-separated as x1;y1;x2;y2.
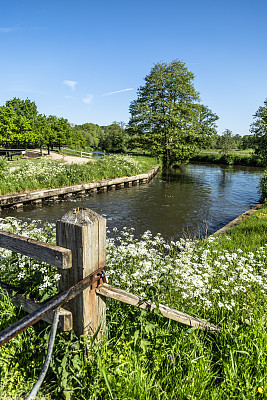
0;155;158;195
128;60;218;167
241;134;255;150
99;123;128;153
218;129;235;155
192;150;263;166
250;98;267;165
260;170;267;200
201;132;256;152
0;105;37;147
0;97;85;149
1;204;267;398
72;123;104;149
5;97;38;121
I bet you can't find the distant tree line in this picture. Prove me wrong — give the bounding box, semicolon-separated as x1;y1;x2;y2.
0;98;128;152
201;129;256;153
1;60;267;167
0;98;85;149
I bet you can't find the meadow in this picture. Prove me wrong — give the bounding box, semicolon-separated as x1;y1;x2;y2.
0;202;267;399
0;154;158;195
191;149;264;167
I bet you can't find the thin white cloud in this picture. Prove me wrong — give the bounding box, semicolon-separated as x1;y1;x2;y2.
63;80;78;91
102;88;133;96
83;94;93;104
0;27;19;33
0;24;43;33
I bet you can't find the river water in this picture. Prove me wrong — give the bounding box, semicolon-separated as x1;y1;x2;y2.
2;163;263;241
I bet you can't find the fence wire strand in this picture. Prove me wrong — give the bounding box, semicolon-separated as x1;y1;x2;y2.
26;310;60;400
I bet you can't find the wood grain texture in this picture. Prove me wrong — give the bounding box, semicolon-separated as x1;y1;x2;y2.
0;230;72;269
96;284;220;332
56;208;106;337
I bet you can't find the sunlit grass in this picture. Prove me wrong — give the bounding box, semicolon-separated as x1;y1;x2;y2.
0;155;159;195
0;204;266;398
192;149;263;166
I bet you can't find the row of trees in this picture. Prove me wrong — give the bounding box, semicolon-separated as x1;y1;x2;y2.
1;59;267;166
202;130;256;153
0;98;85;149
0;98;127;152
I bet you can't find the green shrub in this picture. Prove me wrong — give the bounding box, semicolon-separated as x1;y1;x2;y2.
261;170;267;200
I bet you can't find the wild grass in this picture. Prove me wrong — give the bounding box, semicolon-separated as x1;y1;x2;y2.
192;149;264;167
0;204;267;399
0;155;158;195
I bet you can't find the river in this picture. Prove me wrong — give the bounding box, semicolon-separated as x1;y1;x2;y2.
2;163;263;241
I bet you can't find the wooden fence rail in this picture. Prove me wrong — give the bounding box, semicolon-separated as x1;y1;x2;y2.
0;230;72;269
0;207;220;346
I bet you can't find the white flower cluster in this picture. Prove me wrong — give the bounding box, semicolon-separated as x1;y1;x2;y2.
0;217;58;298
1;216;266;315
106;230;267;313
6;160;67;185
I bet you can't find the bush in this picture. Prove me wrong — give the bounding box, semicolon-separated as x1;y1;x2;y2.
261;170;267;200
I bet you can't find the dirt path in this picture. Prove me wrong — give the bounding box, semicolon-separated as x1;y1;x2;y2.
42;151;93;164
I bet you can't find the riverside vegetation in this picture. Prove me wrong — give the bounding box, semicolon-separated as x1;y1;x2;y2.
0;154;157;195
191;149;264;167
0;200;267;399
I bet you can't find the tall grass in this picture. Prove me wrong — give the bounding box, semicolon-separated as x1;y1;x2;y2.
192;151;264;167
0;205;267;398
0;155;158;195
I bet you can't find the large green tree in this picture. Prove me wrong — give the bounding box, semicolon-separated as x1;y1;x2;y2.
218;129;235;156
0;97;86;149
0;106;36;147
100;123;128;153
250;98;267;164
79;123;103;148
128;60;218;167
5;97;38;121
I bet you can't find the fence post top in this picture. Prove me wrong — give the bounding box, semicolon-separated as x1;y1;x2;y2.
57;207;106;226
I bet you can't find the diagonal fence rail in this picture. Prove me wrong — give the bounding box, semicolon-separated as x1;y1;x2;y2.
0;207;220;398
0;207;220;343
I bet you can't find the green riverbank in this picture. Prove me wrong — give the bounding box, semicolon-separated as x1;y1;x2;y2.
0;154;159;195
0;202;267;399
191;150;264;167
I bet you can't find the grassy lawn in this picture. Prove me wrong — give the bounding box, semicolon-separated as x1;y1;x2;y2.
0;202;266;398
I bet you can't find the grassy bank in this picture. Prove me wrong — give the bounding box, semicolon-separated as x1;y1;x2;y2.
192;149;264;167
0;154;158;195
0;202;267;398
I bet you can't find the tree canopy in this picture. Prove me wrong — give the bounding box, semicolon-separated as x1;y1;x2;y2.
250;98;267;164
128;60;218;167
0;97;85;149
100;123;127;153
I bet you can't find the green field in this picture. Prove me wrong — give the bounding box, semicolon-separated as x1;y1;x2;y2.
192;148;264;167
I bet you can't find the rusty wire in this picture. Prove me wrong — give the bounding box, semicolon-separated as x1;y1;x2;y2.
26;310;60;400
0;266;106;346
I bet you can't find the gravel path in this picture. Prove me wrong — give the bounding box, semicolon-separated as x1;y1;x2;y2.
42;151;93;164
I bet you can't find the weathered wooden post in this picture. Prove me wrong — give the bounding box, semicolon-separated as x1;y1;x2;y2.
56;208;106;337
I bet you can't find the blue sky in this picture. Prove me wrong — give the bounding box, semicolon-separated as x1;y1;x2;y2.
0;0;266;136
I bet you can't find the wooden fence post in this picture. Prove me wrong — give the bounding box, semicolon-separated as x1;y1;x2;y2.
56;208;106;337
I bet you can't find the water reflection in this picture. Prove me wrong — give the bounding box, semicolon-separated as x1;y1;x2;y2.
2;163;263;241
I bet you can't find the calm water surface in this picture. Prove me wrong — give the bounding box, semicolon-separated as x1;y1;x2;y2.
3;163;263;241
